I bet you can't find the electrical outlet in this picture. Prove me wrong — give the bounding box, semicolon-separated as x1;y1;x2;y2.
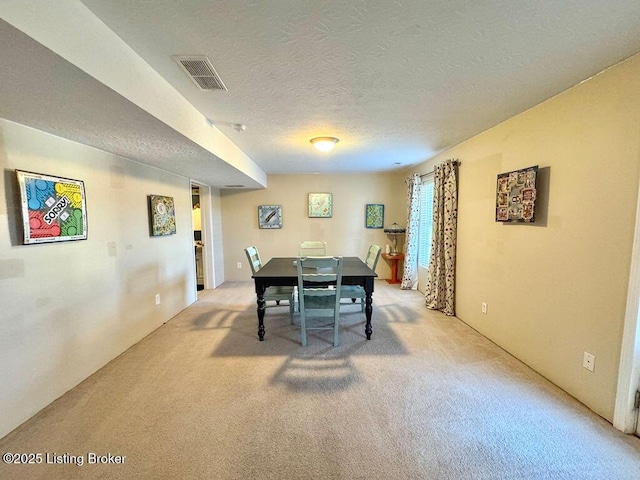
481;302;487;314
155;294;160;306
237;262;242;269
583;351;595;372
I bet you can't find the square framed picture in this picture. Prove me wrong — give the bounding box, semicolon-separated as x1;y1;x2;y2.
149;195;176;236
308;193;332;218
365;204;384;228
495;165;538;223
258;205;282;229
16;169;88;244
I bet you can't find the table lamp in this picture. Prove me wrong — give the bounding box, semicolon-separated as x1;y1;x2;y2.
383;223;406;255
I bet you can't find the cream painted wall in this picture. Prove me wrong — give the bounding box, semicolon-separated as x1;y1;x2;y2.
0;119;198;438
407;54;640;421
221;174;406;282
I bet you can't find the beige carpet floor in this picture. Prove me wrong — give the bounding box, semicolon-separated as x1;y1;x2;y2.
1;280;639;479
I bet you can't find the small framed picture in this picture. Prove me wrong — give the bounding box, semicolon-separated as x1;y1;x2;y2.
495;165;538;223
149;195;176;236
258;205;282;229
308;193;332;218
365;204;384;228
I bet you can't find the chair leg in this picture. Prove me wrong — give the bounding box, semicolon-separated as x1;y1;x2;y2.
333;313;340;347
300;312;307;347
289;294;294;324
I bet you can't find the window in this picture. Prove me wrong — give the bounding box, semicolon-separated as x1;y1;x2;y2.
418;177;434;269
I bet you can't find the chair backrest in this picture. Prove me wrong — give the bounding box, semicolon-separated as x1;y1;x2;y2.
298;241;327;256
296;256;343;311
364;244;382;271
244;246;263;275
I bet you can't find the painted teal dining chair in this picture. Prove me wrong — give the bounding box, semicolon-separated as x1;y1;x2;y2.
245;246;295;320
340;244;381;311
296;256;343;347
298;241;327;256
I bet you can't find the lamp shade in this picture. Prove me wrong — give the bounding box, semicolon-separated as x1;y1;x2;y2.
384;223;406;255
383;223;406;234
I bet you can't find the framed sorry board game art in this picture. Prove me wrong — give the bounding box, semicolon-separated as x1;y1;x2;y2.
16;170;88;244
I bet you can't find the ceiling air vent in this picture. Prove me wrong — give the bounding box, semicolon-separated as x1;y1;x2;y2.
172;55;227;91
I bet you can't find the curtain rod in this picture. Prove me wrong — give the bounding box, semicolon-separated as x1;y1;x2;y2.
420;160;459;178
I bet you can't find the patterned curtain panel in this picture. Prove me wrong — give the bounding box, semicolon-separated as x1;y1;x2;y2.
401;174;422;290
425;159;458;315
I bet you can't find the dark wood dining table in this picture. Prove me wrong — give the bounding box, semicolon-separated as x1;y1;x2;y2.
251;256;378;341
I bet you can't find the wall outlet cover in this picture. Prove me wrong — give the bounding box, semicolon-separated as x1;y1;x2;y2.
583;351;595;372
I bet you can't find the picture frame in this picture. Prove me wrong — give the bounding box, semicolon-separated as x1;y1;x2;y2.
258;205;283;229
495;165;538;223
365;204;384;228
148;195;177;236
308;193;332;218
16;169;88;244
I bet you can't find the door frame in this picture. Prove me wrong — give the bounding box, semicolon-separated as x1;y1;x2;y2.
190;180;215;292
613;179;640;434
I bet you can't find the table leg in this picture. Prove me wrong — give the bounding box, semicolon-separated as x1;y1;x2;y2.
365;293;373;340
364;278;373;340
255;282;266;341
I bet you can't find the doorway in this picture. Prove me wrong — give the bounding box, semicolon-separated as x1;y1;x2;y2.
192;184;204;291
190;180;216;296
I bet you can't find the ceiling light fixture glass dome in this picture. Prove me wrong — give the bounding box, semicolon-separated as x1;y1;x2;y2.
310;137;339;152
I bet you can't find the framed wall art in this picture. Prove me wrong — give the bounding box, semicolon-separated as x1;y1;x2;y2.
308;193;332;218
365;204;384;228
16;169;88;244
149;195;176;236
258;205;283;229
495;165;538;223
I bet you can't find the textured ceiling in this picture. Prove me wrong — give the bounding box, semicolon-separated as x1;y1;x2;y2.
78;0;640;174
3;1;640;185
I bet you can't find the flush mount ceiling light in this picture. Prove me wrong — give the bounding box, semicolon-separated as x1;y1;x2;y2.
310;137;339;152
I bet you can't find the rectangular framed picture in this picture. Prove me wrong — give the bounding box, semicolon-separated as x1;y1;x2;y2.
495;165;538;223
258;205;282;229
365;204;384;228
16;169;88;244
308;192;332;218
149;195;177;236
